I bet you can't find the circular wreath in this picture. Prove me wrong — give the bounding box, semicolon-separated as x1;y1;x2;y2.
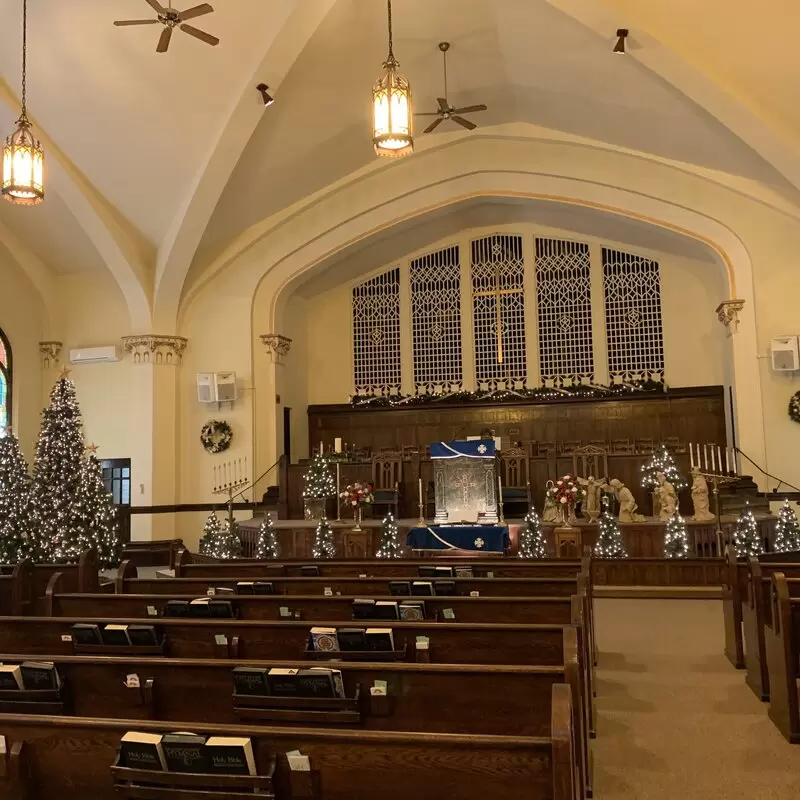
789;392;800;424
200;419;233;454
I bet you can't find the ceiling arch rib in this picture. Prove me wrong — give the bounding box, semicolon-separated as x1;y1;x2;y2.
545;0;800;194
152;0;338;333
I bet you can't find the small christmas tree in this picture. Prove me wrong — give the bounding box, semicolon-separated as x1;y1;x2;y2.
212;518;242;560
774;501;800;553
255;515;280;559
594;500;628;558
0;430;32;564
663;512;690;559
518;510;548;559
199;511;222;556
312;517;336;559
375;511;402;558
75;453;122;568
733;505;763;557
303;454;336;500
641;443;687;491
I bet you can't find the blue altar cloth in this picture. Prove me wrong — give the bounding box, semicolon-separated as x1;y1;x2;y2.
429;440;496;460
407;525;509;553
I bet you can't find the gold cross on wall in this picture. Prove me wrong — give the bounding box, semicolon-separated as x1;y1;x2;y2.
472;262;518;364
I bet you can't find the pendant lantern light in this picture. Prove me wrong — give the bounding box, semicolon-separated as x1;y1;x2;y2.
372;0;413;157
2;0;44;206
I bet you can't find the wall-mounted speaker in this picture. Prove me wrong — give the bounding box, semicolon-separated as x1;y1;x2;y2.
196;373;215;403
770;336;799;371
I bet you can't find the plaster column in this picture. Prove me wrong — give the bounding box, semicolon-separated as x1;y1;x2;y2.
121;335;187;540
256;334;291;499
588;243;610;385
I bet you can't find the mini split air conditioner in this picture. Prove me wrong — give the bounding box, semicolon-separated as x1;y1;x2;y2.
770;336;800;372
69;346;120;364
196;372;238;403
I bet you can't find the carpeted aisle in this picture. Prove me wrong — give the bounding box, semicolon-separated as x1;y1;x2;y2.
593;599;800;799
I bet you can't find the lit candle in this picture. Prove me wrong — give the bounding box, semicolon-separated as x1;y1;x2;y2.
689;443;694;469
716;446;722;475
319;441;323;455
703;444;710;471
334;437;342;454
725;447;731;475
697;443;702;471
711;448;717;473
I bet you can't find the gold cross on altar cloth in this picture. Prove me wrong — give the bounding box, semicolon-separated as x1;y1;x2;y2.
472;263;518;364
453;471;478;504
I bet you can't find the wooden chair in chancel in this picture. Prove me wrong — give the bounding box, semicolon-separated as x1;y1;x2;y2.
371;453;402;517
571;445;609;482
499;446;532;513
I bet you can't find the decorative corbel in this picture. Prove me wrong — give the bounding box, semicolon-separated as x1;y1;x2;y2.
39;341;63;370
260;334;292;365
121;335;188;365
715;300;745;334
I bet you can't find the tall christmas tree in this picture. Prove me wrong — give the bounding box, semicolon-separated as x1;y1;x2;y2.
199;511;222;555
663;512;690;558
29;373;91;562
594;500;628;558
519;510;548;559
733;505;763;557
641;443;687;491
312;517;336;559
375;511;402;558
303;454;336;500
0;430;32;564
774;500;800;553
74;451;122;568
255;515;280;559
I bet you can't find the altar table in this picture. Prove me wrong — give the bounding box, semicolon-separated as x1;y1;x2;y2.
407;525;510;553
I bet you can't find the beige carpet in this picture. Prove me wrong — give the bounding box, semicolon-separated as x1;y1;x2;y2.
593;599;800;799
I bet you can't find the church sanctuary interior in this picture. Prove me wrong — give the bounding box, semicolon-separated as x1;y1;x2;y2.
3;0;800;797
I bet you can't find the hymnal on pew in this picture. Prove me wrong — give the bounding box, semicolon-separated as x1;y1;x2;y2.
365;628;394;651
188;598;211;617
389;581;411;595
102;624;131;646
301;566;320;577
233;666;269;696
70;623;102;644
208;600;235;618
399;602;425;621
20;661;60;690
161;732;208;773
374;601;400;620
120;731;168;771
433;580;456;596
0;665;23;690
337;627;367;651
205;736;256;776
127;625;159;647
236;581;255;595
411;581;434;596
352;599;376;619
163;599;189;617
253;581;274;595
310;627;339;652
266;668;300;696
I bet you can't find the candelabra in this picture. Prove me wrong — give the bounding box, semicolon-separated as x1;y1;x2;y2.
212;459;249;530
697;470;740;552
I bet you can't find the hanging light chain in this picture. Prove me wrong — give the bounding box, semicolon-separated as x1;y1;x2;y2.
386;0;394;58
20;0;28;120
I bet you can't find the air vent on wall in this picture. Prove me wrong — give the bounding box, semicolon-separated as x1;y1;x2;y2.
69;346;120;364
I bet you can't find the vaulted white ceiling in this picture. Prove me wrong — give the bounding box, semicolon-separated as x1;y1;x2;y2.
0;0;796;325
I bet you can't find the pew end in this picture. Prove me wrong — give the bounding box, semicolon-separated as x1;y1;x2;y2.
722;545;745;669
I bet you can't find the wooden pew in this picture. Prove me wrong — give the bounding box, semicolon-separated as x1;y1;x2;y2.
121;538;185;569
173;550;586;579
0;684;579;800
0;561;32;616
742;558;800;700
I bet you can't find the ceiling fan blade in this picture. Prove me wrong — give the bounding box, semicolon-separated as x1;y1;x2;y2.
157;26;173;53
452;115;477;130
114;19;160;25
144;0;166;13
180;3;214;21
437;97;449;113
451;104;487;114
423;117;443;134
180;24;219;46
416;112;441;116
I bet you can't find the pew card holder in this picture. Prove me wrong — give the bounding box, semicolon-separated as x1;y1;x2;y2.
111;751;276;799
234;685;362;725
303;641;407;662
0;686;68;715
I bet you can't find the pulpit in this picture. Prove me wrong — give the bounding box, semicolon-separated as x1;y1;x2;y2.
430;440;499;524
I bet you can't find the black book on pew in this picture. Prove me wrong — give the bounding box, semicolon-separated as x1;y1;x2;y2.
337;627;367;651
389;581;411;596
352;599;376;620
21;661;61;690
208;600;235;619
411;581;434;597
214;587;235;596
301;566;320;577
71;623;103;645
399;602;425;621
120;731;168;771
206;736;256;776
0;665;23;690
373;601;399;620
418;566;437;577
232;666;269;696
102;624;131;646
295;669;336;698
236;581;256;595
454;567;473;578
365;628;395;651
163;600;190;618
266;668;300;697
127;625;159;647
254;581;274;595
433;580;456;596
161;732;209;773
188;598;211;617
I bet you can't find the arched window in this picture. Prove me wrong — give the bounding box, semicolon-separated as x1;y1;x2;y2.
0;330;11;434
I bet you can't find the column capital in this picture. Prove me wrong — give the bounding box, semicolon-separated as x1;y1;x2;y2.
121;334;188;365
38;341;63;370
715;299;745;334
260;333;292;364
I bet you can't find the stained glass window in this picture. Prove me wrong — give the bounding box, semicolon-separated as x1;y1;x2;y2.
0;330;10;435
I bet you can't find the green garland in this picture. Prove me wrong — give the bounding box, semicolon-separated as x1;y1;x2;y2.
200;419;233;454
789;391;800;424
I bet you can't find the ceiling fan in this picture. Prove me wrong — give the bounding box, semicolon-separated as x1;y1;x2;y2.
114;1;219;53
417;42;487;134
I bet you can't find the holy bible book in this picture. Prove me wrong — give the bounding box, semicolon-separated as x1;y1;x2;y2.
205;736;256;776
120;731;168;771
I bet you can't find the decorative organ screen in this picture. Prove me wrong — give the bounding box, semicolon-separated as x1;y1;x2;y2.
535;238;594;386
471;234;527;389
410;245;463;394
352;268;402;396
603;248;664;383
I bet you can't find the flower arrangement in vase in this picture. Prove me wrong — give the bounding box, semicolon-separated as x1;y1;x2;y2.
339;482;375;531
546;474;585;527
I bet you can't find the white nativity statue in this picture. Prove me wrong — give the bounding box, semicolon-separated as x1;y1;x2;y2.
608;478;646;523
656;471;677;522
578;475;606;521
690;466;715;522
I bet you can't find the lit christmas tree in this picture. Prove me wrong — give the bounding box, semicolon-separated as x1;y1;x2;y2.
199;511;222;556
774;500;800;553
29;372;92;562
211;518;242;560
641;443;687;491
733;505;763;557
0;430;32;563
518;509;548;559
303;454;336;500
375;511;402;558
663;511;690;559
255;515;280;559
74;451;122;568
312;517;336;559
594;499;628;558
